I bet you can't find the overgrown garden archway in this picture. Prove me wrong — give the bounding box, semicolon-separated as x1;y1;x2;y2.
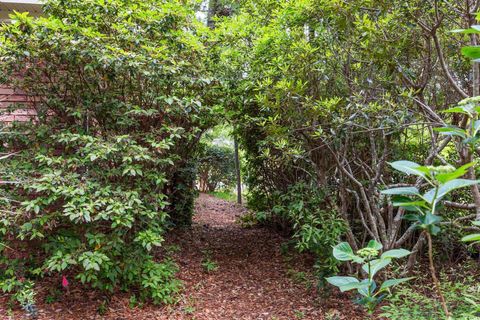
1;0;480;319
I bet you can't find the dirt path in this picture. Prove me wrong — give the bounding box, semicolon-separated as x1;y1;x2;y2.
1;194;362;319
148;194;362;320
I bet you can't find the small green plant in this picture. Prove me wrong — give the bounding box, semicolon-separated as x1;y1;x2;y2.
44;288;62;304
166;244;182;255
381;276;480;319
238;211;262;228
286;269;313;290
382;160;479;318
324;309;341;320
128;294;143;309
294;310;305;319
200;250;218;273
326;240;412;313
201;258;219;273
183;305;196;315
14;281;38;319
139;259;183;304
0;271;38;319
97;299;109;315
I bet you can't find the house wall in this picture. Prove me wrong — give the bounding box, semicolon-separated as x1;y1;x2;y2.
1;1;42;122
0;1;43;21
0;85;36;122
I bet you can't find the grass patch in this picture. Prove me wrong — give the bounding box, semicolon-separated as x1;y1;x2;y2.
207;191;237;202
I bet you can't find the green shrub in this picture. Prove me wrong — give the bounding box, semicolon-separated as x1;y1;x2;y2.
0;0;213;304
381;276;480;320
252;183;346;281
198;144;236;192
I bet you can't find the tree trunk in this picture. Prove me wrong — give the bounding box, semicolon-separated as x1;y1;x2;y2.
234;137;242;204
207;0;218;29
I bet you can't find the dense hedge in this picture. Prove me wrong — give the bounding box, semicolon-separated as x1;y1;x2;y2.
213;0;477;274
0;0;215;304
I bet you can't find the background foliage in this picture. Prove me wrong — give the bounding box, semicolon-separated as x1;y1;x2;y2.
212;0;480;269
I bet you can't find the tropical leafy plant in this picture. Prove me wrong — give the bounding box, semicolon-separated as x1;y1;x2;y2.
382;161;479;317
326;240;412;313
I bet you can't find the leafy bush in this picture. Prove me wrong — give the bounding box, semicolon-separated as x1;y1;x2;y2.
381;276;480;320
0;0;213;304
252;183;346;281
198;144;236;192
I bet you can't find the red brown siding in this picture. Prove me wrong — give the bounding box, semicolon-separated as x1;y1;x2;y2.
0;85;36;122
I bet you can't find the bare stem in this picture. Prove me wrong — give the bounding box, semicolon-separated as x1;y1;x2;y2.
425;231;450;318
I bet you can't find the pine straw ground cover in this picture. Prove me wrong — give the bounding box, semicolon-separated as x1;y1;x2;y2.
1;194;364;319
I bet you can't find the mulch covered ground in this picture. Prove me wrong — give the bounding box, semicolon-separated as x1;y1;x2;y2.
1;194;365;319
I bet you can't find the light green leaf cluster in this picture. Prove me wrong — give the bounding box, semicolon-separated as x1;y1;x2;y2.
327;241;412;313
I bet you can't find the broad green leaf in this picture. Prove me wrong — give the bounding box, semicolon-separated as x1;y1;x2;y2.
366;240;383;250
451;26;480;34
422;212;442;225
358;279;376;297
423;179;480;203
435;162;475;183
441;106;473;115
462;46;480;59
433;127;467;139
379;277;414;291
473;120;480;136
436;179;480;201
339;281;370;292
442;101;479;115
473;221;480;227
381;249;411;259
422;188;437;204
403;213;422;221
381;187;420;196
430;225;442;235
461;234;480;242
389;161;425;178
362;258;391;278
452;29;480;34
333;242;364;263
417;213;442;235
392;199;427;210
463;136;480;146
326;276;359;291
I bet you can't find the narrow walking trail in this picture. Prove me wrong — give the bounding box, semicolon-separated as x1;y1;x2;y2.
1;194;363;319
149;194;362;320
